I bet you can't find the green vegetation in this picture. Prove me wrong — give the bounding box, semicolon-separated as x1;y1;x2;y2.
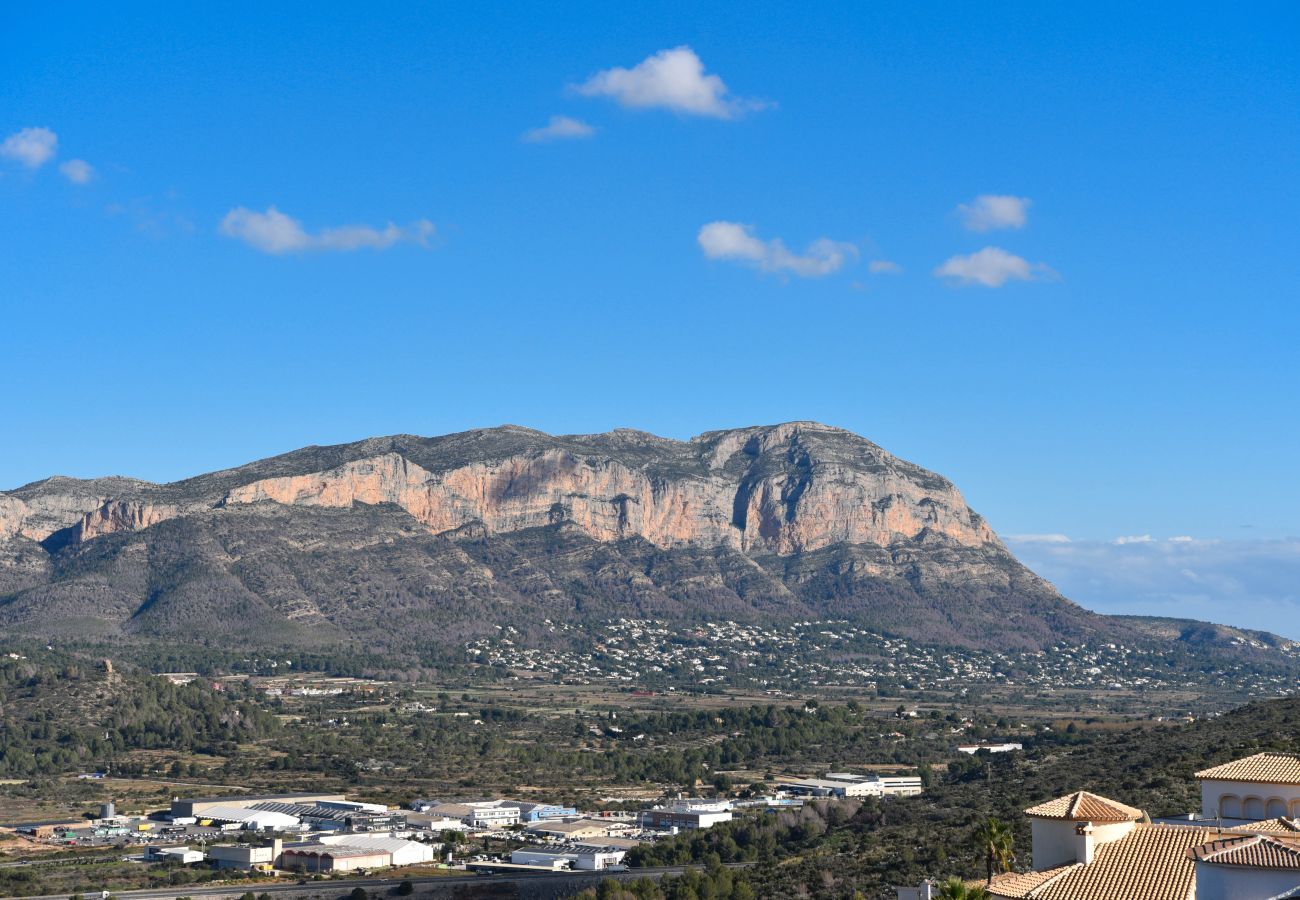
606;697;1300;897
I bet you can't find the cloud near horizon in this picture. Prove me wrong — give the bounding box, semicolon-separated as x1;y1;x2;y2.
522;115;596;143
958;194;1031;231
219;207;435;255
1;127;58;168
698;221;857;277
574;46;765;119
934;246;1055;287
1006;535;1300;640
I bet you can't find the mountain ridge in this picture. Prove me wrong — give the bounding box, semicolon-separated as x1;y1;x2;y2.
0;422;1289;659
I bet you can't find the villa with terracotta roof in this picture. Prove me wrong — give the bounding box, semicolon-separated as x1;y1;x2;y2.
1196;753;1300;823
1188;832;1300;898
898;752;1300;899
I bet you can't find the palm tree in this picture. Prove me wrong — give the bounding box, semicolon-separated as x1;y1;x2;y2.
974;816;1015;885
937;877;990;899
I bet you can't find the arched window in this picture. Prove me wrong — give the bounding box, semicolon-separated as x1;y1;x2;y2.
1244;796;1266;820
1220;795;1242;819
1267;798;1288;818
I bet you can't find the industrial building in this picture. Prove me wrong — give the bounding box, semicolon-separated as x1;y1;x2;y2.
512;801;579;822
248;800;405;832
193;806;301;831
639;798;733;831
145;846;205;864
510;844;627;871
280;844;392;873
312;834;436;867
421;800;520;828
782;773;923;799
525;819;616;841
207;840;282;871
170;793;346;819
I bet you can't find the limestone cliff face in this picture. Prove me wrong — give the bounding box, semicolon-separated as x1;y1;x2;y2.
0;478;159;542
0;422;998;557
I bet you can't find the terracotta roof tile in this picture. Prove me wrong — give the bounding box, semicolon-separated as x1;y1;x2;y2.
1031;824;1214;900
1228;817;1300;834
979;866;1076;898
1023;791;1145;822
1196;753;1300;785
1189;833;1300;869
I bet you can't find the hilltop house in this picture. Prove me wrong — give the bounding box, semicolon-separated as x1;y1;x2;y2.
906;752;1300;899
1196;752;1300;822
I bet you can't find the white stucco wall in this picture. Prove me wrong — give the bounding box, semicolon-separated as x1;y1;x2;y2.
1201;779;1300;820
1030;819;1135;870
1196;863;1300;900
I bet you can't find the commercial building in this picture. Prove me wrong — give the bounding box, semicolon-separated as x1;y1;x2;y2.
280;844;391;873
313;834;435;867
248;800;404;832
510;845;627;871
421;800;519;828
171;793;346;819
145;846;205;864
206;839;282;871
782;773;923;799
639;799;732;831
193;805;300;831
525;819;614;841
513;801;579;823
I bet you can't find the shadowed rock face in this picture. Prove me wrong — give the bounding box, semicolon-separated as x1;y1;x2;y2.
3;421;1273;656
0;422;994;556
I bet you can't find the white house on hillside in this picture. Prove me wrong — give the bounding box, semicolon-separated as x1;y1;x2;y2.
1196;752;1300;822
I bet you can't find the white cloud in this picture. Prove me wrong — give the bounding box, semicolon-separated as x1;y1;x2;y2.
698;221;856;277
1113;534;1155;545
958;194;1031;232
219;206;434;255
59;159;94;184
869;259;902;274
574;46;764;119
1;126;58;168
522;115;596;143
1006;533;1072;544
934;246;1055;287
1007;536;1300;640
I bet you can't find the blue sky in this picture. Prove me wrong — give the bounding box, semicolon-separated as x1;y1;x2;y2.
3;4;1298;632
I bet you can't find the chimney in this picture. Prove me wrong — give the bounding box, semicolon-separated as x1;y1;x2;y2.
1074;823;1095;864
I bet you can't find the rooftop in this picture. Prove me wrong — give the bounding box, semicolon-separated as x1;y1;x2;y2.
976;866;1077;898
1032;824;1214;900
1022;791;1146;823
1228;817;1300;834
1189;833;1300;870
1196;752;1300;785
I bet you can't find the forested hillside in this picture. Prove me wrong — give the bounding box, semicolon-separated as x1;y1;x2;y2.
619;698;1300;898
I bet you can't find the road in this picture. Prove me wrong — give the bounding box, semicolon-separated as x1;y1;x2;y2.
5;864;746;900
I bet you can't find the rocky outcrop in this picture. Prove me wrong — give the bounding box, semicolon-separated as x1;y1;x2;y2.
0;423;996;557
211;423;994;555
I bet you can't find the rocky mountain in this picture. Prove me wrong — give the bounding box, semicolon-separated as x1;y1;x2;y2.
0;422;1286;657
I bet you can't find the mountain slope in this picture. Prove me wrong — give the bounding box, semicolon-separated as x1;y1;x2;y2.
0;422;1281;656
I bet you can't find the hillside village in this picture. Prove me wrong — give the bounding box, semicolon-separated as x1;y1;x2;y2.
466;618;1300;706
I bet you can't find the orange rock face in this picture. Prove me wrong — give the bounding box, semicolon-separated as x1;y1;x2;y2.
1;423;1000;556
